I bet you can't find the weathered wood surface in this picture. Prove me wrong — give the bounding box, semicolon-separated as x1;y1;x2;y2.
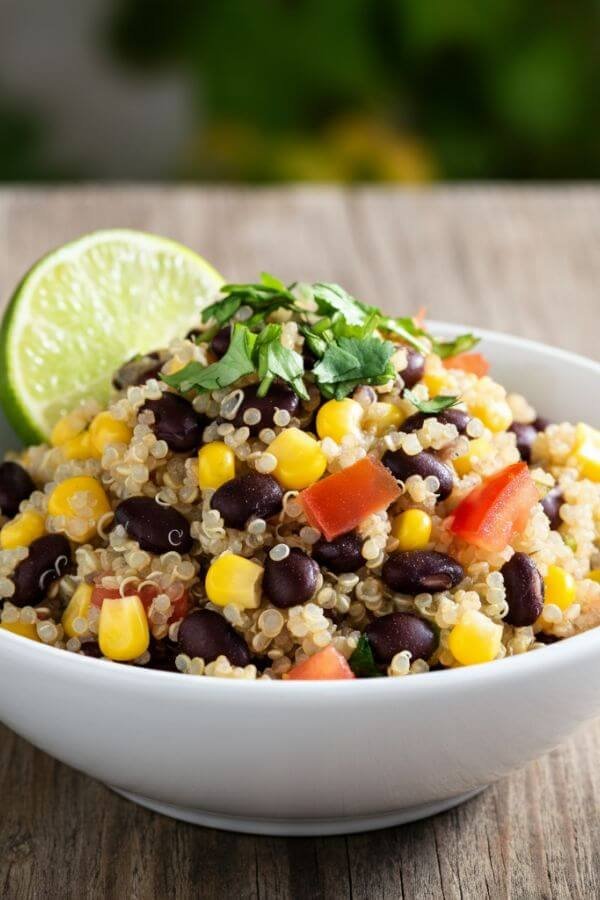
0;187;599;900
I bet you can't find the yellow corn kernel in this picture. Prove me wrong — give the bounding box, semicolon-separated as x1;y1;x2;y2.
198;442;236;490
62;583;93;639
392;509;432;551
367;402;405;436
98;594;150;661
588;570;600;583
469;401;513;433
423;371;448;397
62;430;96;460
50;414;85;447
0;510;46;550
316;399;364;444
544;565;576;612
453;437;493;477
48;476;111;542
0;620;40;642
573;423;600;482
448;610;503;666
269;427;327;490
206;554;263;610
89;412;133;456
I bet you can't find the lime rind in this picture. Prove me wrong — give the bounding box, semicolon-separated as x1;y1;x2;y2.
0;230;224;443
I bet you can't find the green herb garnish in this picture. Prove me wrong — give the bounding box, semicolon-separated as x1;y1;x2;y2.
201;272;298;328
255;325;309;400
404;390;461;414
431;332;480;360
312;336;396;400
349;635;382;678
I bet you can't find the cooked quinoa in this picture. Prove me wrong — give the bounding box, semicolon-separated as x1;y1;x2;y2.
1;277;599;680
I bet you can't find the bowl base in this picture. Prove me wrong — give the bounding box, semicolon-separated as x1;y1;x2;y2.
109;786;487;836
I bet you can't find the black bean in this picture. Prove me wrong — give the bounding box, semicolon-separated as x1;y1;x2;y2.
382;448;454;500
179;609;250;666
133;361;164;387
509;422;538;463
211;472;283;530
11;534;72;608
366;612;437;664
312;532;364;573
263;548;319;608
233;381;300;435
80;640;102;658
143;393;206;452
115;497;193;555
533;417;552;432
382;550;464;595
501;552;545;627
112;353;162;390
535;632;561;645
147;637;179;671
0;461;35;519
401;348;426;389
210;325;232;359
401;407;471;436
541;487;563;531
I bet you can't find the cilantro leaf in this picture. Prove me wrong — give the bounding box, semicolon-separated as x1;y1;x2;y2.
311;283;375;326
201;276;297;327
162;324;256;393
256;330;309;401
349;635;382;678
201;294;242;327
431;332;480;359
379;316;430;354
404;389;461;414
313;336;395;400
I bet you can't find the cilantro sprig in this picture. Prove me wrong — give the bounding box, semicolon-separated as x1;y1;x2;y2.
349;635;382;678
430;332;480;359
404;389;461;414
313;337;396;400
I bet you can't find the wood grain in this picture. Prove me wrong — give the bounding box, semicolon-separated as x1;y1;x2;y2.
0;187;598;900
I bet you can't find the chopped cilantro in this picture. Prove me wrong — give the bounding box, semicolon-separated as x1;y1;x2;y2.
431;332;480;359
312;336;396;400
404;390;461;414
349;635;382;678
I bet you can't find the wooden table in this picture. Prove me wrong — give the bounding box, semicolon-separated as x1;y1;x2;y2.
0;187;598;899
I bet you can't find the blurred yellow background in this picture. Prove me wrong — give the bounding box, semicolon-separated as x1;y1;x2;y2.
0;0;598;182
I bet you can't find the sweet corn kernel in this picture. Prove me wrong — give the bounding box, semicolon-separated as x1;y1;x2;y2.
0;510;46;550
573;423;600;482
392;509;432;551
367;402;405;436
62;583;93;639
448;610;503;666
62;430;97;460
89;411;133;455
48;476;111;542
468;401;513;433
269;427;327;490
588;570;600;583
423;371;447;396
0;620;40;641
206;553;263;610
316;399;364;444
544;565;576;611
98;594;150;661
50;414;84;447
453;437;493;476
198;441;236;490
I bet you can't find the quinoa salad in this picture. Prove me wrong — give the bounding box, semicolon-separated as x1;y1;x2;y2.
1;275;599;681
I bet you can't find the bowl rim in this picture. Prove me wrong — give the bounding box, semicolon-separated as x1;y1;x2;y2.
1;321;599;697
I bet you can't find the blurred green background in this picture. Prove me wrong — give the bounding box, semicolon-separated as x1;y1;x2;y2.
1;0;598;182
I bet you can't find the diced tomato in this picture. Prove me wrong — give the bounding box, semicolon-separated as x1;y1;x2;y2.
443;352;490;377
300;456;401;541
449;462;538;552
287;646;355;680
91;578;189;622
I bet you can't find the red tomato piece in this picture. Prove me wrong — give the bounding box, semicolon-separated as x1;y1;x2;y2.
300;456;401;541
287;646;355;680
450;462;538;552
443;352;490;377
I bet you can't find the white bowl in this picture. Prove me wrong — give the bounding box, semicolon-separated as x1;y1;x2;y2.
0;323;599;836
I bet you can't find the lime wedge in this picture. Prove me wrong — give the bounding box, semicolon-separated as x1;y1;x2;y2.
0;229;224;443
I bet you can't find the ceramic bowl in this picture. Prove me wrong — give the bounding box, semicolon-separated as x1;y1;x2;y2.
0;323;599;836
